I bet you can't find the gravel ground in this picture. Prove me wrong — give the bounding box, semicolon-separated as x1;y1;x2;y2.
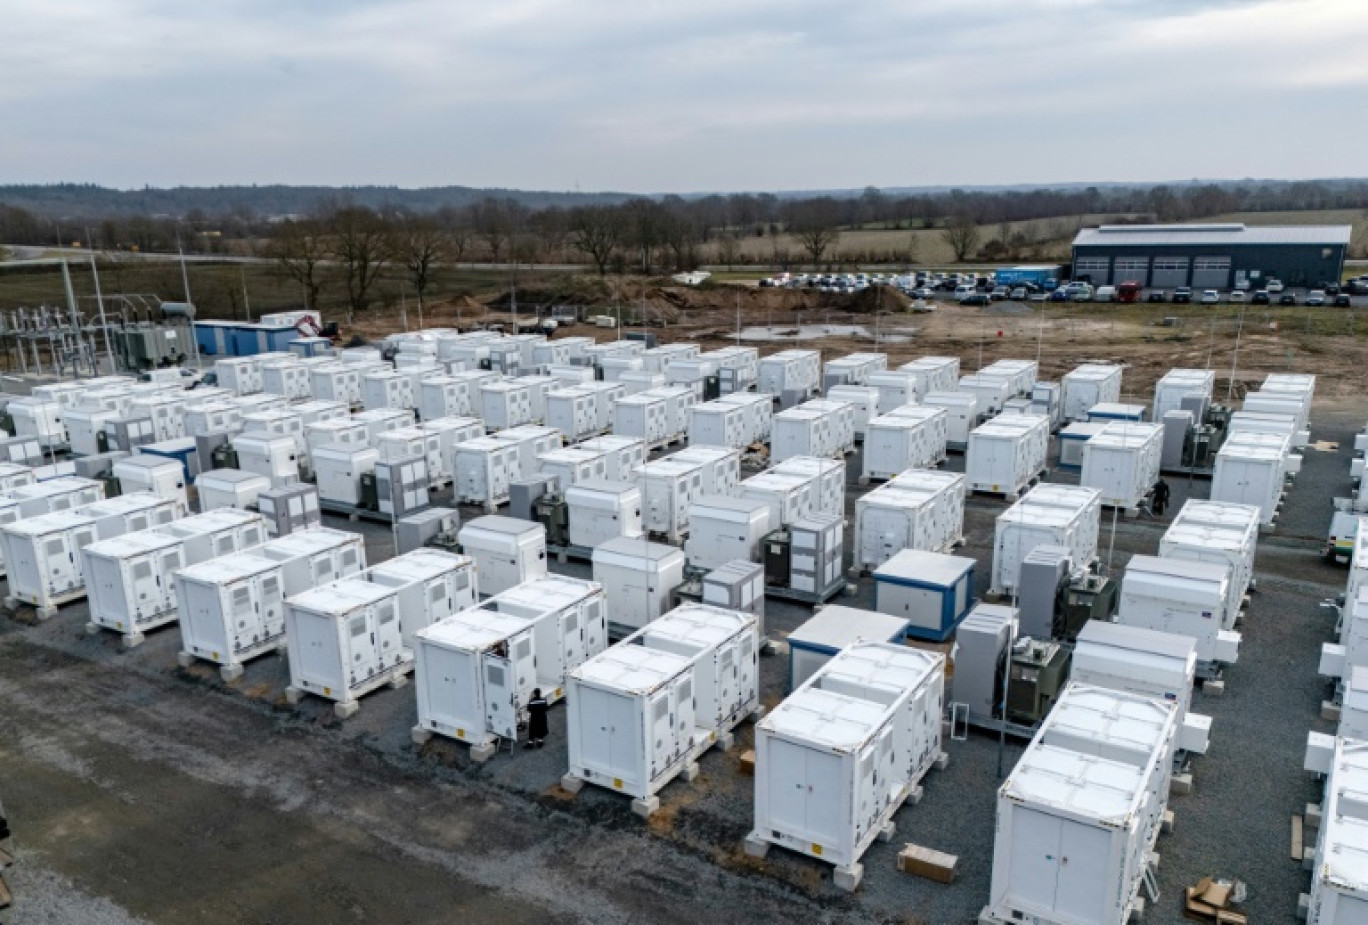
0;406;1355;924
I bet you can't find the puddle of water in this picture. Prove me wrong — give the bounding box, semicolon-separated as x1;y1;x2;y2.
735;325;916;343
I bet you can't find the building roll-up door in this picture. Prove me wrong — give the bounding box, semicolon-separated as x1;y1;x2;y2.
1073;257;1110;285
1151;257;1190;289
1111;257;1149;286
1192;256;1232;289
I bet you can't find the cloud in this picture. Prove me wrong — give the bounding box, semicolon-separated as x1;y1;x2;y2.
0;0;1365;192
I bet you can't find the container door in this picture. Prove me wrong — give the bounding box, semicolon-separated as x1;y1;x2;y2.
717;642;738;719
482;653;518;739
424;577;455;626
347;611;378;685
735;632;757;714
854;745;878;843
1052;819;1111;922
648;688;674;775
230;582;257;649
259;572;284;641
374;597;402;667
126;555;159;618
672;674;695;760
1007;808;1063;913
561;610;584;672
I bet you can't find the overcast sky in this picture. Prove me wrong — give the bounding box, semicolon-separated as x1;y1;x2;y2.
3;0;1366;193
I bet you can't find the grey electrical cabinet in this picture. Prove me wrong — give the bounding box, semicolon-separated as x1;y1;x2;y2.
396;507;461;555
375;455;430;519
257;484;322;537
1016;545;1071;640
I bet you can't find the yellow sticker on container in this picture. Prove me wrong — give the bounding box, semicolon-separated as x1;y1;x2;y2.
613;778;623;789
212;651;219;660
323;686;332;696
457;728;465;738
812;844;823;856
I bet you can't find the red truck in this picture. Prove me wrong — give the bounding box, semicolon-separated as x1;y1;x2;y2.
1117;280;1143;303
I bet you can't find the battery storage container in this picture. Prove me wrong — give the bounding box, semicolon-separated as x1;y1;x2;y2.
457;515;548;597
614;393;670;446
1321;586;1368;687
283;578;411;717
10;398;68;448
479;380;533;431
4;476;104;518
966;414;1049;496
175;553;286;677
196;468;272;512
635;458;704;543
1211;430;1294;525
0;463;34;495
785;605;908;689
419;374;486;421
715;392;774;445
362;548;478;647
82;530;187;643
771;399;855;462
1;511;99;613
872;550;975;641
566;479;644;548
1301;737;1368;925
748;642;944;890
640;343;698;376
152;508;267;566
758;349;821;406
739;469;814;529
981;359;1038;397
1153;368;1215;422
825;385;881;440
854;470;966;570
451;436;521;510
231;433;302;488
254;527;366;598
1159;500;1260;630
577;435;646;482
992;484;1102;596
824;353;887;391
684;495;774;571
689;400;748;449
957;373;1011;415
900;356;959;392
1061;363;1123;422
256;483;321;537
80;492;178;539
1079;421;1163;509
351;408;415;445
670;445;740;497
1057;421;1107;470
538;446;610;492
376;426;443;485
261;361;311;400
305;418;367;455
1116;555;1239;667
705;346;759;394
862;406;949;480
546;387;602;442
592;536;687;636
563;603;758;812
1229;409;1306;448
1072;621;1211;755
494;424;562;476
770;456;844;519
67;406;119;455
113;456;189;515
919;391;979;450
214;357;263;395
982;684;1178;925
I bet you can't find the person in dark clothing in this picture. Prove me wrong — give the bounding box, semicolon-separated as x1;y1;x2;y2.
1152;478;1171;516
527;688;550;748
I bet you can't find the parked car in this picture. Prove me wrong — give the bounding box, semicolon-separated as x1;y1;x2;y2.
1266;279;1285;293
1279;293;1298;306
1334;293;1352;307
960;293;990;306
1146;290;1167;303
1093;285;1117;302
1200;290;1220;304
1172;287;1193;304
1028;291;1049;303
1326;284;1341;297
1228;290;1246;303
1250;290;1270;305
990;286;1009;301
1307;290;1327;306
911;287;935;299
1009;286;1029;300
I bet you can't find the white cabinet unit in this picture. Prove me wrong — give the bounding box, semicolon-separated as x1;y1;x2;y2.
284;579;411;718
981;359;1038;397
451;436;522;511
577;435;646;482
480;380;533;431
152;508;266;566
3;476;104;518
739;469;813;529
310;445;377;509
824;352;887;390
684;495;774;572
614;393;670;447
546;387;603;442
825;385;881;439
1057;421;1107;470
363;548;478;647
232;433;302;488
419;374;488;421
1072;621;1211;755
254;527;366;598
901;356;959;393
10;398;69;448
958;373;1011;414
351;408;416;444
175;553;286;679
758;349;821;406
635;458;704;543
457;515;548;597
1;511;98;615
197;468;272;512
641;343;699;375
361;369;417;413
1160;499;1260;629
592;536;687;636
862;406;949;480
538;446;610;492
1211;430;1293;525
872;549;975;642
82;531;186;646
715;392;774;444
1116;555;1239;668
309;364;364;407
992;484;1101;596
771;456;844;519
670;445;740;497
563;603;759;815
1061;363;1123;422
565;479;643;548
305;418;368;454
261;361;311;400
982;684;1177;925
1079;421;1163;509
746;642;944;891
921;391;980;449
67;406;119;455
689;401;748;450
114;456;189;516
376;426;443;486
1153;368;1215;423
966;414;1050;497
1301;737;1368;925
854;470;966;570
772;399;855;462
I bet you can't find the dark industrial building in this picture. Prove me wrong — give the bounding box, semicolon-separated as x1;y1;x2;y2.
1070;223;1351;289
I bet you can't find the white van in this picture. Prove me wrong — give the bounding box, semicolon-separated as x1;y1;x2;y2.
1093;285;1117;302
954;284;977;301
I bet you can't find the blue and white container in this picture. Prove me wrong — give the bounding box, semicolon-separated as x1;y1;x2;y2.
786;604;908;690
872;549;975;642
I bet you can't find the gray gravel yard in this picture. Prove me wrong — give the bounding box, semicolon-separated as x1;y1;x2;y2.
0;408;1355;924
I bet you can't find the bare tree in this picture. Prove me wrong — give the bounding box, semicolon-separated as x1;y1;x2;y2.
471;197;517;263
941;213;981;262
394;216;448;312
328;206;391;320
570;205;621;276
716;232;741;270
266;218;328;311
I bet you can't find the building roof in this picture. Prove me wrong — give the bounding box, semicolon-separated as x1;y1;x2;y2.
1073;223;1352;248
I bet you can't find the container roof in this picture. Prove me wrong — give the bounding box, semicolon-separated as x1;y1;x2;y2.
1075;620;1197;661
1003;743;1146;823
1073;223;1352;248
788;606;908;649
762;687;887;749
179;552;281;583
420;611;531;649
573;643;692;692
1321;738;1368;893
875;549;974;584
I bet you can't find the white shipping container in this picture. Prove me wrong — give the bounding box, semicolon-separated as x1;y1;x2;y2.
854;470;966;570
1153;368;1215;422
966;414;1050;497
826;385;881;439
175;553;286;678
1079;421;1163;509
565;479;643;548
716;392;775;445
983;684;1177;925
771;456;844;520
992;484;1101;596
576;435;646;482
546;387;602;442
1160;500;1260;630
1211;430;1293;525
823;352;887;390
1;511;98;614
376;427;443;485
284;579;411;717
639;385;694;440
747;642;944;890
684;495;774;571
981;359;1038;397
592;536;687;635
862;406;949;480
481;380;534;431
670;445;740;497
614;393;670;446
688;401;748;450
635;458;704;543
641;603;759;739
457;515;548;597
1116;555;1239;666
921;391;979;448
363;548;478;647
1301;737;1368;925
958;374;1011;415
739;469;813;528
451;436;522;510
66;406;119;455
901;356;959;393
772;402;850;462
758;349;821;403
1061;363;1123;422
